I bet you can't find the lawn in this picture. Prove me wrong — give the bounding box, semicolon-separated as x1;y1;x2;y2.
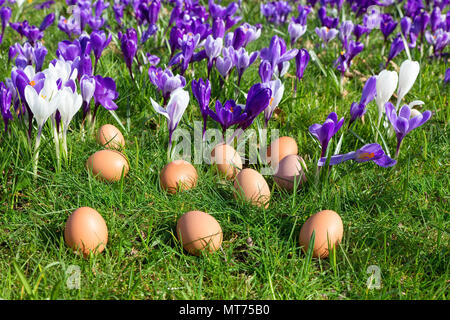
0;0;448;300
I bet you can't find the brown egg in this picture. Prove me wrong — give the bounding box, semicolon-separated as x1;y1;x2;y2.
64;207;108;257
86;150;129;182
160;160;198;194
211;143;243;179
299;210;344;258
234;168;270;208
176;211;223;255
267;136;298;168
96;124;125;150
274;155;307;191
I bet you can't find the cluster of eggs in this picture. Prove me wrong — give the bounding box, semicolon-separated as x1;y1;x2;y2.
65;127;343;258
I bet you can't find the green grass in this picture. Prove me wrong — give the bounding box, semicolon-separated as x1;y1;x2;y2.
0;1;448;300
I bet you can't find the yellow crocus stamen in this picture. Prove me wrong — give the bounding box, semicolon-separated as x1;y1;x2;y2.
29;80;36;86
269;96;274;106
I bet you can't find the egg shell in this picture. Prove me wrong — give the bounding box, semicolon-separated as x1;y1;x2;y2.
160;160;198;194
274;155;307;191
299;210;343;258
96;124;125;150
176;211;223;255
234;168;270;208
268;136;298;168
86;150;129;182
64;207;108;257
211;143;243;179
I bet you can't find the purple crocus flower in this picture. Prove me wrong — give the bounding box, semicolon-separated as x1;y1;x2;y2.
212;17;225;39
318;7;339;29
192;78;211;137
315;26;339;46
353;24;370;42
35;1;54;10
232;47;259;86
0;82;12;132
93;75;119;115
425;29;450;57
118;28;138;80
445;68;450;84
386;35;405;67
260;35;298;77
39;13;55;32
296;4;311;25
309;112;344;157
261;1;292;26
317;143;396;168
0;6;11;44
208;99;243;136
349;76;377;126
259;60;273;83
288;20;307;47
80;74;95;119
380;14;398;42
385;102;432;157
237;83;272;131
90;30;112;71
216;49;234;79
339;20;354;49
335;41;364;75
295;49;310;92
204;35;223;77
148;67;186;103
58;15;81;39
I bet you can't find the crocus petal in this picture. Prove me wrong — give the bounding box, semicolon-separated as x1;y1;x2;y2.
397;60;420;105
150;97;169;120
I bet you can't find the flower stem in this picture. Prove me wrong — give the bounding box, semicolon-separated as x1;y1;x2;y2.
33;126;43;180
52;118;61;172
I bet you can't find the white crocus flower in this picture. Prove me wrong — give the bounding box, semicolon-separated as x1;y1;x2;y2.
56;87;83;158
24;79;59;129
375;69;398;124
150;88;190;154
264;79;285;127
24;79;60;177
396;60;420;109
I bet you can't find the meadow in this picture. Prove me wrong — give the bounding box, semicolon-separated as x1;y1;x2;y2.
0;0;448;300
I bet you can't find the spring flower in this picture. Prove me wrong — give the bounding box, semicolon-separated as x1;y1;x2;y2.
263;79;284;127
192;78;211;138
309;112;344;157
318;143;396;168
148;67;186;103
0;82;12;132
386;35;405;67
237;83;272;131
150;88;190;151
375;69;398;126
396;60;420;109
118;28;138;80
90;30;112;72
295;49;309;92
208;99;243;136
288;20;307;47
349;76;377;126
232;47;259;86
315;26;339;46
385;103;432;157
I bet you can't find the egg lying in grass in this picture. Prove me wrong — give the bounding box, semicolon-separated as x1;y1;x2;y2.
274;155;307;191
97;124;125;150
211;143;242;179
86;150;129;182
268;136;298;168
234;168;270;208
299;210;343;258
64;207;108;257
160;160;198;194
176;211;223;255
